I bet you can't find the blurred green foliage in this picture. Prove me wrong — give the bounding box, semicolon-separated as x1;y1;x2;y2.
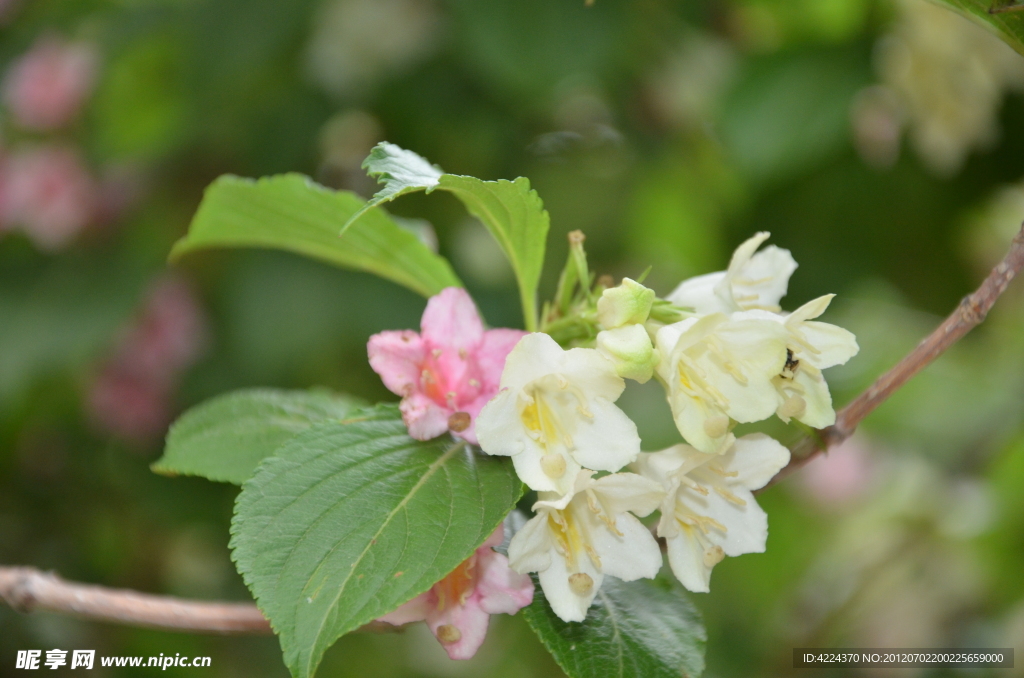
1;0;1023;676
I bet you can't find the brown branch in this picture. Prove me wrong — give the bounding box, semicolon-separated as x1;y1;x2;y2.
766;221;1024;489
0;566;397;635
0;567;273;635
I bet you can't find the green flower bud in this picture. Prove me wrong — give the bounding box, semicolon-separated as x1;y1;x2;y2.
597;278;656;329
596;324;656;383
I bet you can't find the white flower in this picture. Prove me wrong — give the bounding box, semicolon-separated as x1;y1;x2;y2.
667;232;797;315
507;470;665;622
655;313;790;455
476;333;641;494
746;295;860;428
634;434;790;593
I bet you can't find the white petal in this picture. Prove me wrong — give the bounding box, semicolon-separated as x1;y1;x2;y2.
668;391;736;455
678;478;767;558
665;528;713;593
556;346;626;402
800;320;859;369
667;271;732;315
793;368;836;429
636;444;715;481
582;509;663;582
590;472;666;518
786;294;834;324
475;388;528;458
715;433;790;491
497;333;567;390
735;245;797;311
568;398;641;472
511;446;581;494
507;513;554;574
536;546;603;622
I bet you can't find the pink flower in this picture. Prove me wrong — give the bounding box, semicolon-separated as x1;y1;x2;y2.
2;35;98;130
368;287;525;444
378;527;534;660
0;145;98;251
87;276;208;443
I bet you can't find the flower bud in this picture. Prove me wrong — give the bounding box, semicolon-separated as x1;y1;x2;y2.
596;277;655;329
596;324;656;383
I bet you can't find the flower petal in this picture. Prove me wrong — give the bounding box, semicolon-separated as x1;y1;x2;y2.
378;591;432;626
800;320;859;369
590;472;666;518
733;244;797;311
536;545;603;623
507;513;554;575
475;388;528;457
425;597;491;660
665;527;713;593
567;397;641;473
420;287;484;352
400;392;450;440
715;433;790;491
476;328;528;391
476;549;534;615
667;271;731;314
367;330;426;397
581;509;662;582
678;478;767;558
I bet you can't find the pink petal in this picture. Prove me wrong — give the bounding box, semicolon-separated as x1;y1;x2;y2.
475;549;534;616
475;329;528;391
377;591;432;626
400;392;450;440
420;288;484;353
367;330;425;397
425;596;492;660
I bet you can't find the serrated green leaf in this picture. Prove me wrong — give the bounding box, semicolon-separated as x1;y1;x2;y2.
363;142;443;205
523;573;706;678
231;404;524;678
436;174;548;331
343;143;549;330
170;174;462;298
152;388;364;485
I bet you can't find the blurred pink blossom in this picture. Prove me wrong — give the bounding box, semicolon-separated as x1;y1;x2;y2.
797;435;877;508
0;145;98;250
87;369;173;444
2;35;98;130
368;287;526;444
378;527;534;660
88;277;209;443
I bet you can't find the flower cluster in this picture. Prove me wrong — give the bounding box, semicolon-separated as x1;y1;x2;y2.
368;232;857;652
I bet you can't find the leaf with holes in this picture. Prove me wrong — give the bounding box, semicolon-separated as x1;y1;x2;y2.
344;143;549;330
152;388;365;484
523;573;706;678
170;173;462;298
230;404;523;678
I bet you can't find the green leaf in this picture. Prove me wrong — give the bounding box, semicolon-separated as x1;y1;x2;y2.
231;404;524;678
152;388;364;485
523;573;706;678
437;174;548;331
345;143;550;331
936;1;1024;56
363;142;444;206
170;174;462;298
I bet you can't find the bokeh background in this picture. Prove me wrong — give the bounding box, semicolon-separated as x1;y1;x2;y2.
1;0;1023;676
